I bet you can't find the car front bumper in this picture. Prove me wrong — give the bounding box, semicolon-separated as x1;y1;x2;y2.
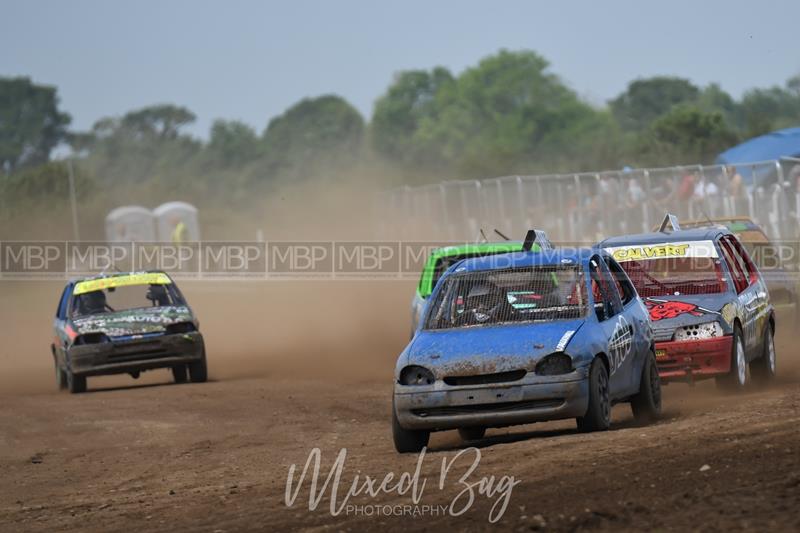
67;332;205;377
655;335;732;382
394;368;589;431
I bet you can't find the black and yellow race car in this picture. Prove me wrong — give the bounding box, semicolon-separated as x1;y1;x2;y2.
51;271;207;393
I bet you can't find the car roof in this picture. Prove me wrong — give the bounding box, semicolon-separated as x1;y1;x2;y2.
452;247;597;273
68;269;169;284
429;241;524;260
599;227;730;247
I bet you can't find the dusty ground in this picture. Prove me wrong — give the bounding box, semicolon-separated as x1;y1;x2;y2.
1;280;798;532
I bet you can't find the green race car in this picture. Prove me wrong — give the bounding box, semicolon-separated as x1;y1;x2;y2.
410;231;553;332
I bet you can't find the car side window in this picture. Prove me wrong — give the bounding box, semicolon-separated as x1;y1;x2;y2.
56;285;71;319
727;235;758;285
719;237;747;293
604;256;636;306
589;257;620;321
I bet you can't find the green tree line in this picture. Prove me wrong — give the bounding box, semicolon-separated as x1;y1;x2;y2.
2;49;800;213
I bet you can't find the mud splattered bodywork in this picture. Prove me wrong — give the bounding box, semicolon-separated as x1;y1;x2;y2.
601;227;774;383
394;248;655;432
51;271;206;391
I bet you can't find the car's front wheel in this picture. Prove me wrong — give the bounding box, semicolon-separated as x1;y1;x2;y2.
392;398;429;453
716;327;748;391
630;351;662;423
751;325;777;385
66;369;87;394
172;365;188;383
576;358;610;432
54;360;67;390
188;348;208;383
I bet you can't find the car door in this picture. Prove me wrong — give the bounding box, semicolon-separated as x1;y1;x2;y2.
724;235;770;358
605;255;651;391
589;255;632;398
53;283;73;367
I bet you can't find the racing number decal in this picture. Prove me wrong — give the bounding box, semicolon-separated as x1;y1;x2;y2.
609;315;632;375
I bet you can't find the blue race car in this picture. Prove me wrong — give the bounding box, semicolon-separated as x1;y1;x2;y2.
392;243;661;453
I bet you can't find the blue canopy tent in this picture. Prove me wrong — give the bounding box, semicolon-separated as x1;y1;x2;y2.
716;127;800;186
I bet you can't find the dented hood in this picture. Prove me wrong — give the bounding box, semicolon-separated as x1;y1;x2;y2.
72;306;193;338
407;320;585;377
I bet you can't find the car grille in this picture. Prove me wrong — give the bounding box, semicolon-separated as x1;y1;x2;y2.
108;340;170;361
411;399;563;417
443;369;527;386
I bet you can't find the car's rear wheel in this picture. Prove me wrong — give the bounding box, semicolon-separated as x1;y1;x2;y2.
188;354;207;383
576;358;610;432
392;397;429;453
630;351;662;423
458;427;486;442
172;365;188;383
66;369;87;394
716;327;748;391
751;325;777;385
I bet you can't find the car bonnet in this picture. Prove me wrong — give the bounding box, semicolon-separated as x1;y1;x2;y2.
71;306;193;338
406;319;585;378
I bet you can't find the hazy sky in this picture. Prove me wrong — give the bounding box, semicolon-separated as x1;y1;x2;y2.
3;0;799;138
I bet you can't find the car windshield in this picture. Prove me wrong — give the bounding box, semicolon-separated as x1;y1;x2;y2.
617;257;726;297
71;283;185;318
424;265;587;330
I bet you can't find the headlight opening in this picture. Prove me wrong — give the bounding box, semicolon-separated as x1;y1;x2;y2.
673;321;723;341
399;365;435;385
535;352;573;376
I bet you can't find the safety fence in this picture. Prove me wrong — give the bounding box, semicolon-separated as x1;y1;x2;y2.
376;157;800;243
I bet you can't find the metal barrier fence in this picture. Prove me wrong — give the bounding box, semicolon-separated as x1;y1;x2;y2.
376;157;800;243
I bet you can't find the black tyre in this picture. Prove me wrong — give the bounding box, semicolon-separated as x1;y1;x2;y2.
392;398;429;453
751;325;777;385
716;326;748;391
577;358;610;432
630;351;662;423
66;369;87;394
458;427;486;442
55;361;67;390
172;365;188;383
188;355;207;383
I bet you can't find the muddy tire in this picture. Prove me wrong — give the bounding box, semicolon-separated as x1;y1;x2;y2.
630;351;662;423
188;355;207;383
458;427;486;442
577;358;610;432
172;365;188;383
716;327;748;391
55;361;67;390
392;398;429;453
751;325;777;385
66;369;87;394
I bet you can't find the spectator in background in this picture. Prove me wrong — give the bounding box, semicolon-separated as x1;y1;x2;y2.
694;176;721;217
694;176;719;199
677;171;697;219
651;175;675;213
723;165;746;215
625;176;646;232
724;165;744;197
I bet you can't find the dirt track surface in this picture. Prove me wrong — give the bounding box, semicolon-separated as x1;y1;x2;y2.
1;281;799;532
